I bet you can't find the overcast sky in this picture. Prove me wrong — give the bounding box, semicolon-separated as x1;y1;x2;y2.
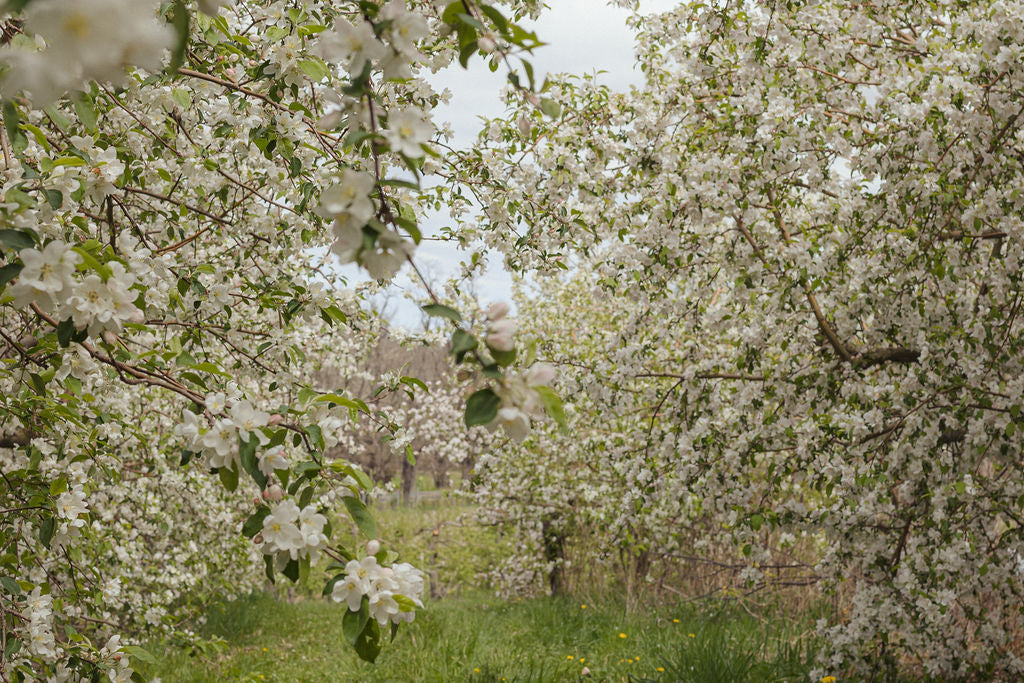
340;1;678;328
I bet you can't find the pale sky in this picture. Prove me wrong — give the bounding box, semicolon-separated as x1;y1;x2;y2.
341;1;679;328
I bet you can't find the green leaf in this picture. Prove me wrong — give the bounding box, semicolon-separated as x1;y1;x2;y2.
282;558;300;583
0;576;21;595
218;465;239;492
380;178;420;191
265;26;289;42
122;646;156;665
749;513;764;532
322;572;345;597
39;517;55;548
316;393;361;411
168;0;191;74
533;385;568;431
320;305;348;325
239;436;267;488
464;388;501;427
490;347;516;367
72;246;112;280
49;476;67;496
304;424;325;451
329;461;372;491
0;229;35;251
353;617;382;663
421;303;462;324
190;361;231;377
343;597;371;645
480;5;509;33
2;101;26;155
242;506;270;538
540;97;562;119
70;92;99;132
171;88;192;109
400;376;429;394
298;58;329;82
0;263;23;289
56;318;76;348
341;495;378;539
451;329;477;358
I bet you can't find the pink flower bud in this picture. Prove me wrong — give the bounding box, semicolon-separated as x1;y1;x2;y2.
478;35;496;53
253;534;263;544
486;301;510;321
517;116;531;138
268;413;283;425
263;485;283;502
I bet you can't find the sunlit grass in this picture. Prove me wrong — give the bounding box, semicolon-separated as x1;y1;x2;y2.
140;590;821;682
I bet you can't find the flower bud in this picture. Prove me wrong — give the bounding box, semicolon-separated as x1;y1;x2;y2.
486;318;517;352
526;363;556;387
581;666;591;676
253;534;263;544
478;35;496;53
517;116;531;138
263;485;283;502
486;301;510;321
268;413;283;425
366;539;381;555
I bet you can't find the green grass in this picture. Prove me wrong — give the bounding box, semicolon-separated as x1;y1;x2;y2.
139;591;820;682
137;501;823;681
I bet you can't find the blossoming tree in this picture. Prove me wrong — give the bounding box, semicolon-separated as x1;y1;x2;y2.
0;0;564;679
445;0;1024;678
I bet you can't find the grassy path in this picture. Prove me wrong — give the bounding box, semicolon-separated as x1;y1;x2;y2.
140;591;819;682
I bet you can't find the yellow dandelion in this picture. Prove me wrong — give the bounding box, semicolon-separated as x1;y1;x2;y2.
657;667;665;673
634;655;640;660
580;658;586;663
474;668;480;673
618;632;627;638
672;618;679;624
688;633;695;638
626;658;633;664
821;677;837;683
581;604;587;609
262;647;268;652
567;655;574;660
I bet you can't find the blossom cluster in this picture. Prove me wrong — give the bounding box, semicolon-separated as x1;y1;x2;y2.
0;0;174;104
10;241;142;335
331;543;425;626
259;500;328;561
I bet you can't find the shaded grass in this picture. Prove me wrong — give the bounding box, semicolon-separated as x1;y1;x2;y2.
140;590;821;682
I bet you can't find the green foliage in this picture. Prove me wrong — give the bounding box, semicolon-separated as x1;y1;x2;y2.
464;388;500;427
